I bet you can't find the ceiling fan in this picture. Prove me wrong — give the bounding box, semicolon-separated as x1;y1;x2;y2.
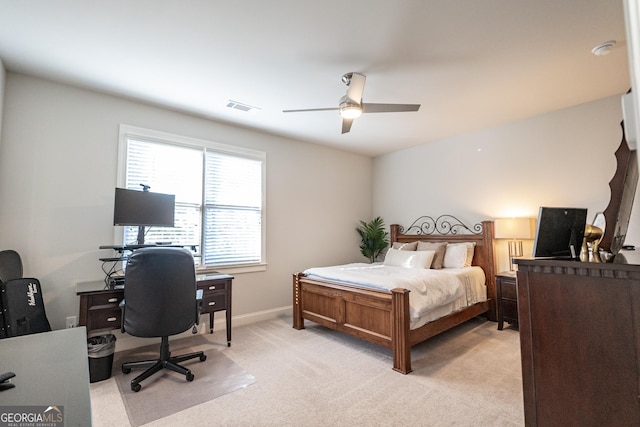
283;72;421;134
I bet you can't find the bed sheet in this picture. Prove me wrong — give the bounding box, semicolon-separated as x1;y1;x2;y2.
304;263;486;329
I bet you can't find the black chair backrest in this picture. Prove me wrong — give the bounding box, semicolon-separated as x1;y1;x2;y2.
0;250;23;284
123;247;197;338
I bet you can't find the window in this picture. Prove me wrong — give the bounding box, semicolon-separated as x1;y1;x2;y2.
117;125;266;272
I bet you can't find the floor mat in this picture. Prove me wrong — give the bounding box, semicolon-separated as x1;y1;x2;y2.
113;337;255;426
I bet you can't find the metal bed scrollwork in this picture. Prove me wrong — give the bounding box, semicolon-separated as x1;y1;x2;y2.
401;214;483;236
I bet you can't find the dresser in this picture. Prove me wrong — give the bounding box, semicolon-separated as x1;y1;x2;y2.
496;271;518;330
516;257;640;427
76;273;233;345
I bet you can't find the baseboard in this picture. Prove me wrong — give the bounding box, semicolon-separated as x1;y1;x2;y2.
112;305;293;352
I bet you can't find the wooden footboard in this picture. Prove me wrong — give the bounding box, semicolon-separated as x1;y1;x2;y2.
293;272;412;373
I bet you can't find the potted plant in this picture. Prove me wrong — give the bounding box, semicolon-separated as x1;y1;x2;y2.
356;216;389;263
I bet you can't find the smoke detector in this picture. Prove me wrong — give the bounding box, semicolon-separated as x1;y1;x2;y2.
591;40;616;56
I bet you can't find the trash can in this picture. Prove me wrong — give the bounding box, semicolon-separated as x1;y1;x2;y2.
87;334;116;383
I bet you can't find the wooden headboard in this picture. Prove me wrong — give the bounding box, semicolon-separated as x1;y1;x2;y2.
389;215;497;321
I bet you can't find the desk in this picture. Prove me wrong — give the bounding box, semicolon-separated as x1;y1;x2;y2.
76;274;234;345
0;327;92;427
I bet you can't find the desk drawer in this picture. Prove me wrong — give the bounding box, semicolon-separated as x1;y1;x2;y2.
87;292;124;307
87;307;121;331
202;293;227;313
199;280;227;293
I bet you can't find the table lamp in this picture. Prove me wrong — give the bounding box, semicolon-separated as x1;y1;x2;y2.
495;217;535;270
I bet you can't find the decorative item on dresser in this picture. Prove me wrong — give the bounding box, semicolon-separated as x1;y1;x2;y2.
494;217;535;270
496;271;518;330
293;215;497;374
599;124;638;256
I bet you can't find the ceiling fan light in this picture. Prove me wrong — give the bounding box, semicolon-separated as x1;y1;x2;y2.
339;103;362;119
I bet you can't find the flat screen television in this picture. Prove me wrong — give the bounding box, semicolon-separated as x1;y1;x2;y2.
113;188;175;245
532;207;588;259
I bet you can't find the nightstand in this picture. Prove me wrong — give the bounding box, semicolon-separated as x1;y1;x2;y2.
496;271;518;330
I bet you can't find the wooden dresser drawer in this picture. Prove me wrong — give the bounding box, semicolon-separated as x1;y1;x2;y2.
501;300;518;321
500;279;517;300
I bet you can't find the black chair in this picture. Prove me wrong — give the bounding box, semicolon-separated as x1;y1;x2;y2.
0;250;22;283
0;250;51;338
120;247;206;392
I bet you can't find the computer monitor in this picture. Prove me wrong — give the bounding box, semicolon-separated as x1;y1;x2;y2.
532;207;588;259
113;187;175;245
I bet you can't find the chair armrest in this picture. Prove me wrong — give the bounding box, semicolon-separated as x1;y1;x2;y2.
119;299;126;333
195;289;203;325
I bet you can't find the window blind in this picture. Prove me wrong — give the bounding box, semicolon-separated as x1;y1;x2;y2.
120;129;265;268
203;151;262;265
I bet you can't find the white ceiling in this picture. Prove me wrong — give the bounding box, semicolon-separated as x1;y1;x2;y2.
0;0;631;157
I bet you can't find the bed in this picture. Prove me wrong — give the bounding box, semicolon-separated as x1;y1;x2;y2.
292;215;497;374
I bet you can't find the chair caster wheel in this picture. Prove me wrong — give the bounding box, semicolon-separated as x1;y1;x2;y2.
122;367;131;374
200;354;207;362
186;372;195;382
131;382;141;392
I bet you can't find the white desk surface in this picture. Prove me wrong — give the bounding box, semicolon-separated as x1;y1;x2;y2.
0;327;92;426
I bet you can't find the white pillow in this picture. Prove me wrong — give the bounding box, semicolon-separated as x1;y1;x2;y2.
443;244;467;268
443;242;476;268
384;248;435;269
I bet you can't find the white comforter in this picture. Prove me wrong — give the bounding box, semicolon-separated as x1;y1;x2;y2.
304;263;486;329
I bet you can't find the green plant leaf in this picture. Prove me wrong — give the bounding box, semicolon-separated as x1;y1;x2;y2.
356;216;390;262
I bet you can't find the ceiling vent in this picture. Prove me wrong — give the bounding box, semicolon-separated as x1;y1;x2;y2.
226;100;260;112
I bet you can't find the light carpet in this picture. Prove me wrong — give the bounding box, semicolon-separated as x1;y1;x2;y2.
112;335;255;426
92;316;523;426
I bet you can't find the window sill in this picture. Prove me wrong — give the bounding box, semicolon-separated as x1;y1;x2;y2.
197;263;267;275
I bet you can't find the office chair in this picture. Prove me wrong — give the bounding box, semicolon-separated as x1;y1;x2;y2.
0;250;51;338
120;247;206;392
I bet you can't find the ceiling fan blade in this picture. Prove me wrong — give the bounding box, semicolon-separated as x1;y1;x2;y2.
283;107;338;113
362;103;421;113
345;73;366;103
342;118;354;134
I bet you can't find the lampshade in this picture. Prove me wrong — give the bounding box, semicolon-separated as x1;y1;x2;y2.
494;218;535;240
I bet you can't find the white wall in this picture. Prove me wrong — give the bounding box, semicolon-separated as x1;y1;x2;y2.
0;58;5;144
2;72;638;335
374;94;640;272
0;73;373;332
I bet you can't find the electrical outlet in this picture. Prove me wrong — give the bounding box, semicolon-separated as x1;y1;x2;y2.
66;316;78;328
